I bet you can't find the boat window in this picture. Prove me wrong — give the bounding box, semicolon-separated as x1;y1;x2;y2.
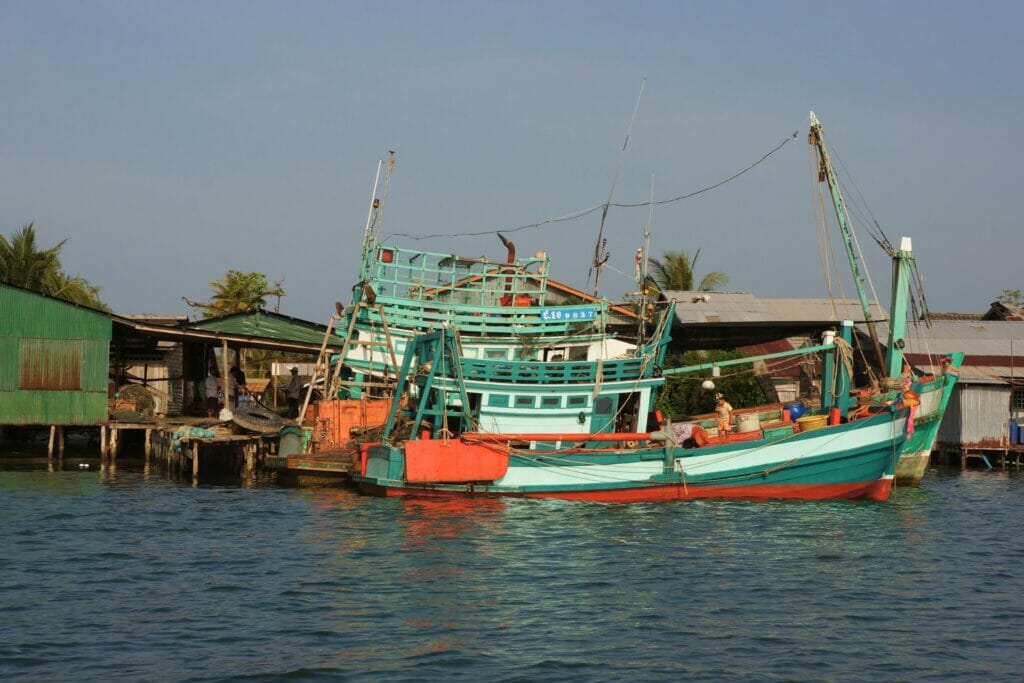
515;395;536;408
568;346;589;361
594;396;614;415
487;394;509;407
485;348;507;360
541;396;561;408
567;395;587;407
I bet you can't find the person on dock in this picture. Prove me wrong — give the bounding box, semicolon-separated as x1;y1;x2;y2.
715;393;733;440
204;371;220;418
229;365;248;404
286;367;301;419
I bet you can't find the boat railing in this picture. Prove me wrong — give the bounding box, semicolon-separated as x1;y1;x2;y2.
367;244;549;305
459;355;655;384
355;295;609;337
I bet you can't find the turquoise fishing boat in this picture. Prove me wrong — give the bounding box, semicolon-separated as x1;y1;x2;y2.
352;328;909;501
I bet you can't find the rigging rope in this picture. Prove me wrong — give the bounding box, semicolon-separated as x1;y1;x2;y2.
385;130;799;241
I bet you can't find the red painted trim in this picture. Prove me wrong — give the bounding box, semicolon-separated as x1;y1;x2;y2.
463;432;652;443
358;478;892;503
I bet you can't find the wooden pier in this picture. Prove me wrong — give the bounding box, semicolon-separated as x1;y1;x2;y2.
935;445;1024;472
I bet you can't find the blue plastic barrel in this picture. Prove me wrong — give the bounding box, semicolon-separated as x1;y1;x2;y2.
1011;420;1020;446
784;403;806;421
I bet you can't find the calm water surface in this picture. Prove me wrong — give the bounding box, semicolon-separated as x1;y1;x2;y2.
1;451;1022;682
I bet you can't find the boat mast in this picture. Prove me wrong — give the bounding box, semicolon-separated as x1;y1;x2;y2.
358;159;384;281
808;111;887;372
886;236;915;378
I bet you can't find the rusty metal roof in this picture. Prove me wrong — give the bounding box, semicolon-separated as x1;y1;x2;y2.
864;320;1024;356
662;291;883;325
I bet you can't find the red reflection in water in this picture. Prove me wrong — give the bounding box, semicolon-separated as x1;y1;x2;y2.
400;496;507;548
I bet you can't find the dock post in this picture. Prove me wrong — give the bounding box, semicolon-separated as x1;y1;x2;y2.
48;425;56;459
100;425;107;459
111;428;119;461
245;443;255;477
145;428;152;460
192;443;200;483
58;426;65;457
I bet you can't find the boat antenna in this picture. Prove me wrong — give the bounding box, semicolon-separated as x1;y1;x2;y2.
588;77;645;296
637;173;654;343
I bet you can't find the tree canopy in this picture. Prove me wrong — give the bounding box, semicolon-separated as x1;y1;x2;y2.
656;349;766;418
648;249;729;293
185;270;286;318
998;289;1023;307
0;223;108;310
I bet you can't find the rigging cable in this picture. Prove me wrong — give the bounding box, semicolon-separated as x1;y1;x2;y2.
385;129;800;241
589;77;646;293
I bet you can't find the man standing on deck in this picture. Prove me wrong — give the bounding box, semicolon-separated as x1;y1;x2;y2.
715;393;733;440
286;367;301;419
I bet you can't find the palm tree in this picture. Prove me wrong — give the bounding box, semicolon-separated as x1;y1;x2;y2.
0;224;64;291
185;270;286;318
1;223;108;309
648;249;729;292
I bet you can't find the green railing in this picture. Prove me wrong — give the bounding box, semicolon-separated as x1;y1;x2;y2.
368;245;549;305
353;295;609;337
461;356;650;383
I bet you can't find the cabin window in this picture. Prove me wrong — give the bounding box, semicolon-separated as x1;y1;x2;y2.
594;396;614;415
567;395;587;408
1013;389;1024;410
485;348;507;360
515;395;536;408
541;396;561;408
568;346;589;361
487;394;509;408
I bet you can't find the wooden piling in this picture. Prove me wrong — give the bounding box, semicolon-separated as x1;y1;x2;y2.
100;425;107;459
48;425;56;458
144;428;152;459
57;426;64;457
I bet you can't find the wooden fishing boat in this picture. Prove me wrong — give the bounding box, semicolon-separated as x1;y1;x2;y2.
351;328;910;502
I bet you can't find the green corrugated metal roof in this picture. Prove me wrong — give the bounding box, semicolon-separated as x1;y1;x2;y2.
186;311;334;347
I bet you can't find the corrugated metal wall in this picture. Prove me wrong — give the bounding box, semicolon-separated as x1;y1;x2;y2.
937;384;1010;449
0;284;111;425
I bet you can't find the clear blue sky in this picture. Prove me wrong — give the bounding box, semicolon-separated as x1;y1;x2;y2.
3;1;1022;321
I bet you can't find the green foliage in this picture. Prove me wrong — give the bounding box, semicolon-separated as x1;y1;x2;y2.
648;249;729;293
0;223;109;310
189;269;286;318
998;289;1023;307
656;349;766;418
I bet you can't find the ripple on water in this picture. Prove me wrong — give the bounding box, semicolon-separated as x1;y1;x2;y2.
1;464;1023;681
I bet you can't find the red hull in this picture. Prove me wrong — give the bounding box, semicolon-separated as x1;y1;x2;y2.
358;477;892;503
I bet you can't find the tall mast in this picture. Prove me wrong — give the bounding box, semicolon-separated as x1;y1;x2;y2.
886;236;914;378
358;159;384;280
808;111;887;372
